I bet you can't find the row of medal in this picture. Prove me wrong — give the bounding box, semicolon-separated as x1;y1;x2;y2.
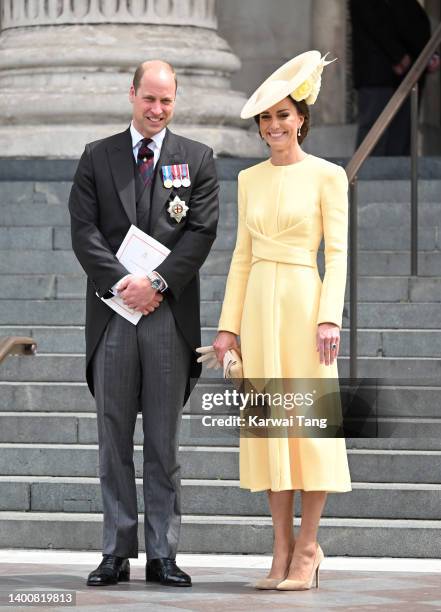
161;164;191;189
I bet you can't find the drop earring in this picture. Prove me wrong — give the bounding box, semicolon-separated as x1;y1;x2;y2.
297;126;301;137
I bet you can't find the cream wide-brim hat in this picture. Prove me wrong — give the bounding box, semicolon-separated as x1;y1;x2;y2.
240;50;336;119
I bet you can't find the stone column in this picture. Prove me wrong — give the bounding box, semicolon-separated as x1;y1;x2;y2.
0;0;263;157
311;0;348;125
306;0;355;156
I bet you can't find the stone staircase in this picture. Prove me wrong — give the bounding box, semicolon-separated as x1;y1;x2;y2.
0;157;440;558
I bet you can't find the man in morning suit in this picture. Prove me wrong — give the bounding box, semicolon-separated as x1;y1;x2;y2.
68;60;219;587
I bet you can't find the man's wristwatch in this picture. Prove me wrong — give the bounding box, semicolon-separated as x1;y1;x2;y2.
147;272;166;292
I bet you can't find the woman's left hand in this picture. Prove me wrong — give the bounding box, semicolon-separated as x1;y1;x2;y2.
316;323;340;365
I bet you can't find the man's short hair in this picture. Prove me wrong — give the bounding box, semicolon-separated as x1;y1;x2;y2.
132;61;178;94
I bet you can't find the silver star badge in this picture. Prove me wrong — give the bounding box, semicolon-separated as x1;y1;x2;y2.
168;195;189;223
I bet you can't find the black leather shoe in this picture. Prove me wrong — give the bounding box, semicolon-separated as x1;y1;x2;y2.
146;558;192;587
87;555;130;586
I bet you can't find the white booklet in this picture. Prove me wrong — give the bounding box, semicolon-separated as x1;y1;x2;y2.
101;225;170;325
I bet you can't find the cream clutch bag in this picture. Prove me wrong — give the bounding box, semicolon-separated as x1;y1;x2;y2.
223;348;243;380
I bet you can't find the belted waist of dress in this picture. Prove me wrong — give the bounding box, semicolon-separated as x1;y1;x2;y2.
251;231;316;268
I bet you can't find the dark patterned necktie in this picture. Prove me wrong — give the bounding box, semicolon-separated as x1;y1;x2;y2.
137;138;154;185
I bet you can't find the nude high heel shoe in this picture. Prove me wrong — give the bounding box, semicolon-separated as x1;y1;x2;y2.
276;543;324;591
254;542;296;590
254;577;286;590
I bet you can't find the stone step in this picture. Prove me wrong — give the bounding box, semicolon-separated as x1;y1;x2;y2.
2;297;441;328
0;354;86;382
1;185;440;231
0;444;237;480
200;299;441;328
0;247;440;278
0;227;54;250
2;353;441;385
0;383;93;412
0;275;89;300
214;156;441;181
0;511;439;557
0;300;85;325
0;160;78;182
1;477;440;520
0;227;71;251
0;326;86;353
218;180;441;206
343;302;441;329
0;181;71;206
212;179;441;210
354;181;441;204
357;199;441;228
0;443;438;484
0;203;70;227
355;225;440;251
0;251;82;275
1;178;439;206
2;156;440;183
227;224;403;254
215;199;441;232
3;325;441;358
0;274;86;301
200;249;441;276
1;224;440;252
3;381;441;418
0;275;60;300
0;412;440;450
3;274;441;304
212;223;441;251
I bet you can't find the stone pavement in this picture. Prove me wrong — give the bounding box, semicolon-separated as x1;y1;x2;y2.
0;552;440;611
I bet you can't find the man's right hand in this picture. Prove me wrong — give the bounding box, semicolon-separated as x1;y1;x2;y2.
213;331;240;365
116;275;163;316
393;53;411;76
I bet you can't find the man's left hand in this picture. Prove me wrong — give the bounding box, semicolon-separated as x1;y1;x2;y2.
427;52;440;74
117;275;163;316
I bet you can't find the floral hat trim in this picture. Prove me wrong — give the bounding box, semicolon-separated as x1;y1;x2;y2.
290;53;335;105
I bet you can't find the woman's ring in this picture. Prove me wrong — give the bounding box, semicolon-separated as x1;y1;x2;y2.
331;343;337;350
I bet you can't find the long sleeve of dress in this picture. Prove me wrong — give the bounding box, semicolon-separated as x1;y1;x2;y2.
317;165;349;328
217;172;252;335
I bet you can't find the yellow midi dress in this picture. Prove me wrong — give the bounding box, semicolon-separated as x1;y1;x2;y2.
218;154;352;492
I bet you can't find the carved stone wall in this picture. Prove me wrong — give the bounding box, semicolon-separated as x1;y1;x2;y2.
0;0;264;157
1;0;218;28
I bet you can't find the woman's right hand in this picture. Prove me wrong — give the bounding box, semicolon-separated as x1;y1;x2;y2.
213;331;240;365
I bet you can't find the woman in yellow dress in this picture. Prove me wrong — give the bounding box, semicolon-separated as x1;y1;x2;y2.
213;51;352;591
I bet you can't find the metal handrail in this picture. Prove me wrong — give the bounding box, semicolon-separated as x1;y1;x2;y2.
345;22;441;379
0;336;37;365
346;21;441;181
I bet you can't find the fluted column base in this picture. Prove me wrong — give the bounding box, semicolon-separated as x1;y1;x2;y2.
0;21;264;157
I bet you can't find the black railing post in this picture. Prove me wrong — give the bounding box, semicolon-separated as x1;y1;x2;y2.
349;178;358;380
410;84;419;276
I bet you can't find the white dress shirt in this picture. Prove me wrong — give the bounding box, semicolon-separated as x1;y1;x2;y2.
130;120;166;166
109;122;168;297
